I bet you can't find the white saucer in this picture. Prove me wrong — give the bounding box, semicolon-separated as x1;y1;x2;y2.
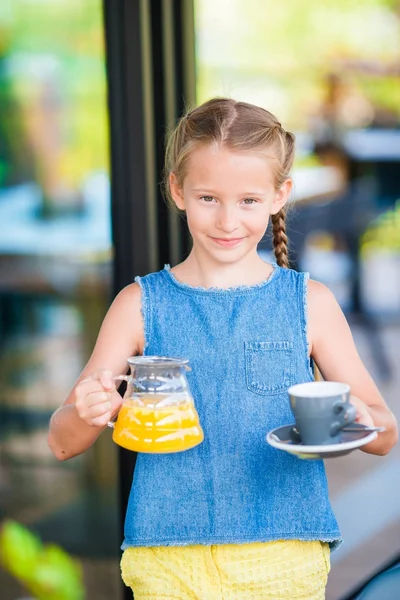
266;424;378;459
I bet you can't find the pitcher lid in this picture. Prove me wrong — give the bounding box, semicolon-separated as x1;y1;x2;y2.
127;356;189;368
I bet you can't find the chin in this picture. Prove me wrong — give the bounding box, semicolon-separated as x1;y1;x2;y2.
208;249;251;265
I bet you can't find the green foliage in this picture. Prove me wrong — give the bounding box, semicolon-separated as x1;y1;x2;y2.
361;200;400;254
0;520;85;600
0;0;109;188
195;0;400;128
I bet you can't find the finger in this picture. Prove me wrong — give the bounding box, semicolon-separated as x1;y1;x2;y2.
75;385;110;414
75;372;116;400
99;370;116;391
84;390;112;409
79;368;114;384
75;379;106;398
90;411;114;428
88;400;113;419
110;393;123;414
76;396;112;421
75;391;111;419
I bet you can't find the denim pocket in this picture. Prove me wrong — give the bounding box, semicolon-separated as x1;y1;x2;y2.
244;341;294;396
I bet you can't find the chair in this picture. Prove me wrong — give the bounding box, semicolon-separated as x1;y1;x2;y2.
354;562;400;600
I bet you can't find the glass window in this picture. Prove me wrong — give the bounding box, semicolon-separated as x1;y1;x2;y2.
0;2;120;599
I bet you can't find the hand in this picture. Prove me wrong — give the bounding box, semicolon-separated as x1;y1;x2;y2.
350;395;375;428
74;369;122;427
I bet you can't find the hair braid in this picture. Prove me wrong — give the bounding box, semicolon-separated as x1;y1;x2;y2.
271;209;289;268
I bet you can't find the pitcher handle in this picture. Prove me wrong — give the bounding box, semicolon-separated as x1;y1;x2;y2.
107;375;130;428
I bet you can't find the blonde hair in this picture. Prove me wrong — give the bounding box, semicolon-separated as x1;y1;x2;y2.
164;97;295;268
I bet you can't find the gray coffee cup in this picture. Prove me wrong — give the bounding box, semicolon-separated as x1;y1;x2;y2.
288;381;357;445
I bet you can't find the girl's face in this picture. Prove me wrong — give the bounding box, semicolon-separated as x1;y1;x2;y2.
169;144;291;265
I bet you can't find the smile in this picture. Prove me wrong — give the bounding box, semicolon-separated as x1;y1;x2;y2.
210;237;244;247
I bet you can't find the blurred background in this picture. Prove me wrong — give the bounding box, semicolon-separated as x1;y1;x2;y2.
0;1;398;599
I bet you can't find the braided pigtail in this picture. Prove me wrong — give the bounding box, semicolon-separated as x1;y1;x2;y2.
271;208;289;268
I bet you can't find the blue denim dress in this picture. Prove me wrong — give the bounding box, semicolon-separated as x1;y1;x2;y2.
122;265;341;550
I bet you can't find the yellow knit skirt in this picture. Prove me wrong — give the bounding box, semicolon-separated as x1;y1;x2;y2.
121;539;331;599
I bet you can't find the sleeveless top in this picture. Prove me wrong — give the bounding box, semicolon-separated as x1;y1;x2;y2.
122;265;342;550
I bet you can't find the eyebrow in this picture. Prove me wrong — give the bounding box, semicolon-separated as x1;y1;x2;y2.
191;188;266;195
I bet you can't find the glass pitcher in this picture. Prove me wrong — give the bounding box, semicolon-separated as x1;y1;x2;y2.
108;356;204;453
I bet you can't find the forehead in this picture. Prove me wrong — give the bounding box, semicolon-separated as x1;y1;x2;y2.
183;144;277;190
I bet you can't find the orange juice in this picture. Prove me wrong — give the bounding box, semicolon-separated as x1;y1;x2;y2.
112;394;204;453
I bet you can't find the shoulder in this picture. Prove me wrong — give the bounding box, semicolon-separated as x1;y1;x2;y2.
115;267;167;304
306;278;350;350
112;281;142;312
307;278;338;307
107;282;143;337
307;278;343;323
105;281;143;325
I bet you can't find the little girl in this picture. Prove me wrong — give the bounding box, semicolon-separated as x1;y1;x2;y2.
48;98;398;600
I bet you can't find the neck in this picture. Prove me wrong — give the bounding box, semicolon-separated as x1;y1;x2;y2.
171;248;275;289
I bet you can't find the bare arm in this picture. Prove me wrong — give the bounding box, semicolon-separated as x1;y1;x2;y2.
48;282;144;460
307;279;398;456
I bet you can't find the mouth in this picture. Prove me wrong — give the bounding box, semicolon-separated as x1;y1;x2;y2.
210;237;244;247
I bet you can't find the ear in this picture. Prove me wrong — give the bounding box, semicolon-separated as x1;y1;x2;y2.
270;178;292;215
169;172;185;211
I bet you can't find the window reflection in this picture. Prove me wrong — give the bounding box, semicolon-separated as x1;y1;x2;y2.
0;3;119;599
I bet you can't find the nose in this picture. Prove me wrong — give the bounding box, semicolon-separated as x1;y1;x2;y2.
215;205;239;233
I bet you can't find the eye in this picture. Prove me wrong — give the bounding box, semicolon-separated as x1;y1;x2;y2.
241;198;258;205
200;195;216;203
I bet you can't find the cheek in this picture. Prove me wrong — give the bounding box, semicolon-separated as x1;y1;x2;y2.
185;206;208;234
245;210;270;234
